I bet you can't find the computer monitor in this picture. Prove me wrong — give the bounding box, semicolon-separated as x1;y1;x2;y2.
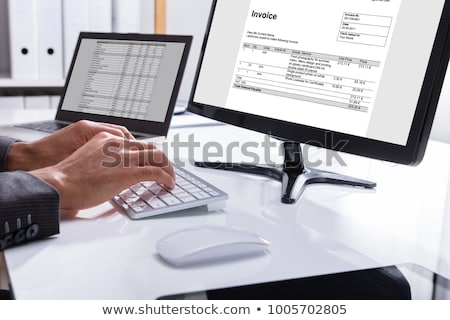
189;0;450;203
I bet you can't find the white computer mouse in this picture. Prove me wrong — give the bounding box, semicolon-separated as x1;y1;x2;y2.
156;225;270;267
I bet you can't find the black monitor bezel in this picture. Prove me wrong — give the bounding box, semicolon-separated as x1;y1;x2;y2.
189;0;450;165
56;32;192;137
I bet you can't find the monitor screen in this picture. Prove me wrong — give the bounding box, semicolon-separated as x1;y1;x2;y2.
190;0;450;165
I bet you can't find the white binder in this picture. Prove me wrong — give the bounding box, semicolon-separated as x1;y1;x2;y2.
7;0;39;79
62;0;113;75
62;0;89;76
140;0;155;34
112;0;141;33
89;0;112;32
112;0;155;33
36;0;64;79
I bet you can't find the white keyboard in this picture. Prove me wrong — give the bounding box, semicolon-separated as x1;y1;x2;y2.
112;166;228;219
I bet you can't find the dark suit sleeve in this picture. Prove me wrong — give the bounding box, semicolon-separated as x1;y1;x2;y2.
0;137;60;249
0;136;16;172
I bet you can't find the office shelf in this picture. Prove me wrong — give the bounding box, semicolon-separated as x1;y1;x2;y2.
0;75;64;96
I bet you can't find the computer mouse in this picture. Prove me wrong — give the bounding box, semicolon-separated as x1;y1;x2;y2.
156;225;270;267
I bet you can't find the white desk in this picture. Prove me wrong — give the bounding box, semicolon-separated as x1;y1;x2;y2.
2;111;450;299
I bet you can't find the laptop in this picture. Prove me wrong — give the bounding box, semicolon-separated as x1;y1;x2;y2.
0;32;192;141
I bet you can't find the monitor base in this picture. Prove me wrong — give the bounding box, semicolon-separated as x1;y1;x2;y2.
195;141;376;204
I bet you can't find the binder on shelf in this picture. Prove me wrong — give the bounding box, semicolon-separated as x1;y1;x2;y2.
8;0;39;79
36;0;64;80
140;0;155;34
112;0;155;33
112;0;141;33
0;1;10;77
89;0;112;32
62;0;89;76
63;0;113;76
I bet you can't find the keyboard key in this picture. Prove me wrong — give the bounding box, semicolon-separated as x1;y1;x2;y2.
140;191;156;203
170;186;185;194
148;184;164;194
131;184;147;195
141;181;155;188
184;187;202;194
177;179;189;186
155;189;169;197
119;190;134;200
175;191;189;199
148;198;167;209
192;191;211;200
161;196;182;206
114;198;130;210
125;195;140;205
180;196;196;203
130;203;145;213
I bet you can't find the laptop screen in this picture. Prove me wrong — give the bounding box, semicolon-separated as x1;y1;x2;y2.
56;33;192;137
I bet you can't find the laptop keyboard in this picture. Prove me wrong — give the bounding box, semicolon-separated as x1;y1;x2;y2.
112;166;228;219
15;121;68;133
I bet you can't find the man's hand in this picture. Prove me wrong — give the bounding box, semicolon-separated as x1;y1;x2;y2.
7;120;134;171
31;132;175;211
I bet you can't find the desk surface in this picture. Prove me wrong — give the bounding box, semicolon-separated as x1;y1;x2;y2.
2;111;450;299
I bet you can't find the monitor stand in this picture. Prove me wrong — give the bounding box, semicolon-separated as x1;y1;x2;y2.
195;141;376;204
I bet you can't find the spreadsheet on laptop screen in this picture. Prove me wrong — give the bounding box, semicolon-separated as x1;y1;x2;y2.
61;38;186;123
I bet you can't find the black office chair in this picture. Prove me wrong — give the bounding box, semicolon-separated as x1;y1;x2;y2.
1;266;411;300
206;266;411;300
